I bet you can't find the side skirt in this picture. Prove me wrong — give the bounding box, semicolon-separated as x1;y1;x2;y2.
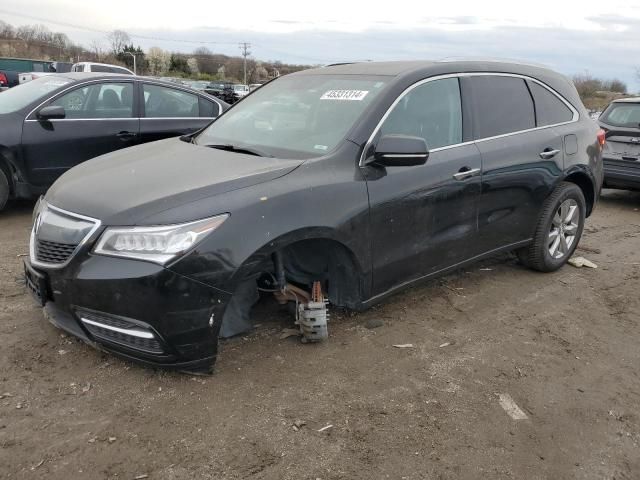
360;239;532;309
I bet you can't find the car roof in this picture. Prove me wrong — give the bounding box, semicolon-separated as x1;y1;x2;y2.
55;72;136;81
292;59;584;111
609;97;640;104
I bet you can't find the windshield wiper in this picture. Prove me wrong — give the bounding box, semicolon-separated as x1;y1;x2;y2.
204;144;273;158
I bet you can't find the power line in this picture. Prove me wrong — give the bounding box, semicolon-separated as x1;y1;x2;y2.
0;8;242;45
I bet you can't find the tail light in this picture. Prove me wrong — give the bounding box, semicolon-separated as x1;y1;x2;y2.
0;72;7;87
597;129;606;147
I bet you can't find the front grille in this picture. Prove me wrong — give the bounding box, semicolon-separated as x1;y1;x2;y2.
77;309;164;355
36;239;77;264
29;201;100;268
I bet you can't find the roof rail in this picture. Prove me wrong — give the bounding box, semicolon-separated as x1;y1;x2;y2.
324;62;360;67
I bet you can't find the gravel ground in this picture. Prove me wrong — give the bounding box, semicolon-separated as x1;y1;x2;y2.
1;190;639;480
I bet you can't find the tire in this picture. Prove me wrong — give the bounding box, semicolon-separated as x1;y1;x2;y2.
0;168;9;212
517;182;586;272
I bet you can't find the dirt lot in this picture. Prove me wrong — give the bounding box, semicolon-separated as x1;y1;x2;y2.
1;190;639;480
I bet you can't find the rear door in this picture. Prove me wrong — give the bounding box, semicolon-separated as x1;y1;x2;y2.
21;80;139;187
139;82;221;144
465;75;566;252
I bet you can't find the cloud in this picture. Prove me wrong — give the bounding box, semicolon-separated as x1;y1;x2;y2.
1;4;638;90
110;23;638;89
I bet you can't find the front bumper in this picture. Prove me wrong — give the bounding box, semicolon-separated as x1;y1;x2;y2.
603;157;640;190
27;254;233;371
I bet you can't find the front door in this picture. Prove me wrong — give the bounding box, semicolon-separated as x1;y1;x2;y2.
364;77;483;295
22;81;139;187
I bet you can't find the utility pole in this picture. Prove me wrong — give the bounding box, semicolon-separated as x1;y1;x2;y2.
239;42;251;85
124;51;137;75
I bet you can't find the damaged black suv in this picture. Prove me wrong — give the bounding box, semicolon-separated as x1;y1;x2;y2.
25;61;604;373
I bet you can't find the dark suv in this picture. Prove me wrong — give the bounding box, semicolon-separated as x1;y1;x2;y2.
598;97;640;190
24;61;604;373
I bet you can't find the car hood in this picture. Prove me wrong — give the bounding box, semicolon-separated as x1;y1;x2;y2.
45;137;304;225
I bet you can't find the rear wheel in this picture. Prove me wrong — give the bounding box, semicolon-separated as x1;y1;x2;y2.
0;168;9;212
518;182;586;272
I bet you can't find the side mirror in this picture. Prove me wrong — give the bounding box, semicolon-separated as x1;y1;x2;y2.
373;134;429;167
37;105;66;121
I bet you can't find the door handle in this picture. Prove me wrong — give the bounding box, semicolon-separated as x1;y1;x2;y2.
453;167;481;181
539;148;560;159
116;131;137;140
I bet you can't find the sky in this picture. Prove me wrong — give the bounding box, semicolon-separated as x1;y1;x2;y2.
1;0;640;90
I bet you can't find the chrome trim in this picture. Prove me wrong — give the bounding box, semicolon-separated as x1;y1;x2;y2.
539;149;561;159
25;78;135;121
359;72;580;166
25;117;135;122
25;78;222;120
80;317;155;339
453;168;481;180
141;117;218;120
140;79;224;112
29;201;102;270
25;117;217;123
381;153;429;158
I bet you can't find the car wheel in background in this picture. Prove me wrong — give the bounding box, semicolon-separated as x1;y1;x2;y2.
0;168;9;211
518;182;586;272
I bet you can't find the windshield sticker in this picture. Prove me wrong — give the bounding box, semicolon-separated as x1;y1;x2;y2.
314;144;329;151
320;90;369;101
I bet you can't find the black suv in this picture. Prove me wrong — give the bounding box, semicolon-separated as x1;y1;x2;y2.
25;61;604;372
598;98;640;190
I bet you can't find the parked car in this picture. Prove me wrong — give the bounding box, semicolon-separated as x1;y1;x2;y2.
18;72;56;84
186;80;210;92
0;73;227;210
233;84;250;98
204;82;239;104
71;62;134;75
249;83;263;92
597;98;640;191
0;70;19;90
24;61;603;373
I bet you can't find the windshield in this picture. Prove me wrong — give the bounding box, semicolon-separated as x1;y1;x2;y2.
196;74;389;158
0;75;71;114
601;103;640;128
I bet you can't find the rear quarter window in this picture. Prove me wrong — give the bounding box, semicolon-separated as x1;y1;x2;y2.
468;76;535;139
527;81;574;126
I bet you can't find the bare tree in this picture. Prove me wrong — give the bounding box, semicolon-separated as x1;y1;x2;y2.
107;30;130;55
90;40;108;62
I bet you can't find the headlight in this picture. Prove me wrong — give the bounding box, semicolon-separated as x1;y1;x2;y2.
93;214;228;265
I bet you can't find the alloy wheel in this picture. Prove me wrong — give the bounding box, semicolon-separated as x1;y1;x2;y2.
548;199;579;259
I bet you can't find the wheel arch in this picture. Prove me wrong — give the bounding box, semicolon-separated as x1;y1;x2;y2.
0;145;15;196
562;167;596;217
230;226;369;309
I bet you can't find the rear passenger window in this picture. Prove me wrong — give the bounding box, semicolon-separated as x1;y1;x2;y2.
379;78;462;150
198;97;220;117
143;84;199;117
528;81;574;126
469;76;535;139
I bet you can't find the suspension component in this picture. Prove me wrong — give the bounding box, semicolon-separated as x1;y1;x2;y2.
296;281;329;343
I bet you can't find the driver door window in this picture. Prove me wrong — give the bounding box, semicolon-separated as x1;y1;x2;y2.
378;78;462;150
49;82;134;119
